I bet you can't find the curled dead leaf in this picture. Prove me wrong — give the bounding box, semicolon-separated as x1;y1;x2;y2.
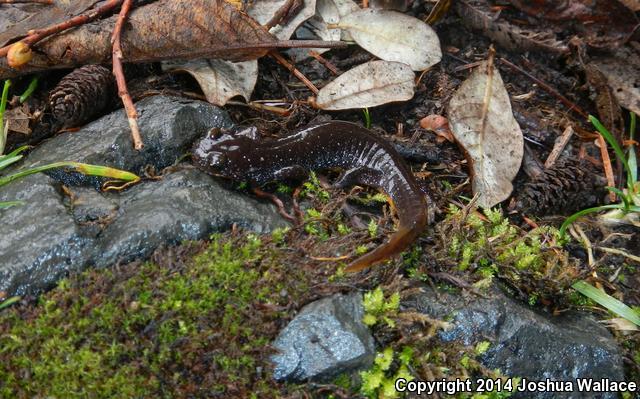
314;60;415;110
447;57;524;209
248;0;317;40
419;114;453;143
162;59;258;106
337;9;442;71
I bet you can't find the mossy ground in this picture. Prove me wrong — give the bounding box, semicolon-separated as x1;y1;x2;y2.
0;182;638;398
0;233;328;398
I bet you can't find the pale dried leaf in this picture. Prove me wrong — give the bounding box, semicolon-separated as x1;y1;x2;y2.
333;0;360;16
590;47;640;116
618;0;640;11
315;60;415;110
248;0;317;40
308;0;342;42
285;0;342;61
337;9;441;71
602;318;639;331
162;59;258;106
332;0;360;41
448;60;524;208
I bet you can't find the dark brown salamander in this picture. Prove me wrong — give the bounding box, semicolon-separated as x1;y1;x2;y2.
192;121;428;272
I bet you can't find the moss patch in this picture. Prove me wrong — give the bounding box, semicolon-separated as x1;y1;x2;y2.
0;234;321;398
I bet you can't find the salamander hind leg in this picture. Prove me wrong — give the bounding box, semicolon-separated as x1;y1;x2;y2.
333;167;383;189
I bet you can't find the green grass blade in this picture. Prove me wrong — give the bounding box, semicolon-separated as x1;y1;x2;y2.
572;280;640;327
590;115;633;185
605;187;629;209
19;77;38;103
0;145;29;164
560;204;626;237
0;200;24;209
0;161;139;188
0;154;23;171
0;79;11;155
0;296;21;310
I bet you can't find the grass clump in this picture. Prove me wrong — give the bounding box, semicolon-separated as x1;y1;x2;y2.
0;234;312;398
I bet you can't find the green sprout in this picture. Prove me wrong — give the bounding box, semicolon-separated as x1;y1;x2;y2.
0;146;139;209
362;107;372;129
560;114;640;236
0;79;11;154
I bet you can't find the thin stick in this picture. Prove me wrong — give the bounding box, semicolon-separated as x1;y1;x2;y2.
0;0;123;58
596;134;616;201
111;0;142;149
309;50;339;75
499;57;589;119
270;51;319;95
595;246;640;264
544;125;574;168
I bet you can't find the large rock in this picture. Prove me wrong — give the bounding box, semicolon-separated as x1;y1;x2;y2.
271;293;375;381
406;285;625;399
0;96;284;296
18;95;235;187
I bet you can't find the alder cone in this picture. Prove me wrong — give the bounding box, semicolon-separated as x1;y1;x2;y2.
512;159;607;217
48;65;114;128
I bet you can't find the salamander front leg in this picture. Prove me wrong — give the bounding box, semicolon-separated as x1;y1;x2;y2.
252;187;299;224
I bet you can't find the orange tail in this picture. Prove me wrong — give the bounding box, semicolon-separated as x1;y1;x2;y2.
344;225;421;273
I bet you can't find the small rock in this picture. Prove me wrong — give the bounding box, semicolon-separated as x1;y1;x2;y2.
406;285;625;399
271;293;375;382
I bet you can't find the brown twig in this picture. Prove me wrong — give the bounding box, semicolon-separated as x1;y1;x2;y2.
596;134;616;202
499;57;589;119
544;125;574;168
111;0;142;149
0;0;53;3
0;0;123;58
270;51;319;95
309;50;340;75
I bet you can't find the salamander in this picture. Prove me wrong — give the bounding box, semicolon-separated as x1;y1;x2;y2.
192;121;428;272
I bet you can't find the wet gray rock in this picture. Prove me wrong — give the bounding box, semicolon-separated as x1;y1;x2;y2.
271;293;375;382
0;96;284;296
406;285;625;399
18;95;234;188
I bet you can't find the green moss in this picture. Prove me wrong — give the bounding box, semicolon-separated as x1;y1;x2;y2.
439;205;580;305
362;286;400;328
0;234;313;398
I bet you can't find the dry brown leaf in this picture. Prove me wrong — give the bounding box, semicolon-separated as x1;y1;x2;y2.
315;60;414;110
0;0;98;47
455;0;569;56
419;114;454;143
337;9;441;71
447;58;524;209
618;0;640;11
0;0;278;78
590;46;640;116
162;59;258;106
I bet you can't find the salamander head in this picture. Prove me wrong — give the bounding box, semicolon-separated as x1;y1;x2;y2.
192;126;258;177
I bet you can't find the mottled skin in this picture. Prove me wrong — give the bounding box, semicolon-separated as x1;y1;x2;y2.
192;121;428;272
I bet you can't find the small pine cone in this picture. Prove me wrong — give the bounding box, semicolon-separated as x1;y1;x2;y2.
512;159;607;217
48;65;114;128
